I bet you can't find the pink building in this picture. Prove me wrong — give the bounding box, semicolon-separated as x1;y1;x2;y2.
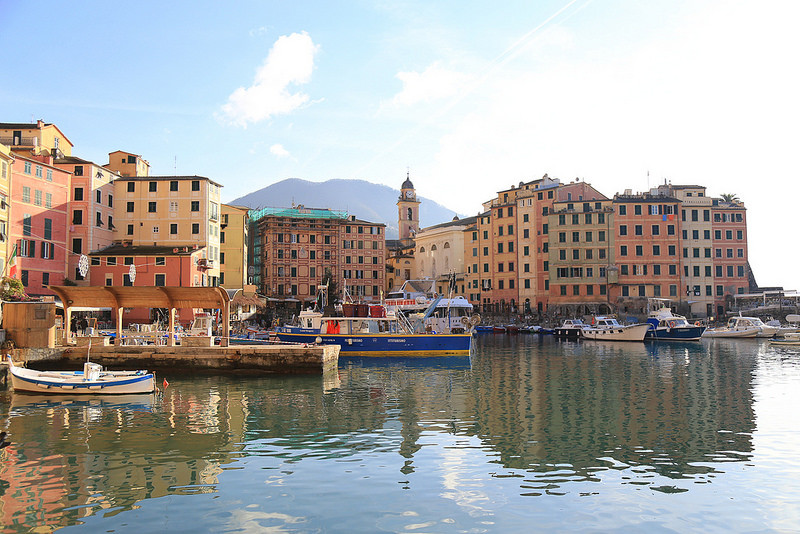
87;244;212;326
9;154;70;296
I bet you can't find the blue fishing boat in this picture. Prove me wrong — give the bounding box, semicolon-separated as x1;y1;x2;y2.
644;307;705;341
275;308;471;356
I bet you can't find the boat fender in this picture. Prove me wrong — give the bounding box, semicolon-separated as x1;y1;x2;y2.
695;321;702;326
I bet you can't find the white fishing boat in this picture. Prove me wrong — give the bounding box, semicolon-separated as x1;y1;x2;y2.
701;317;760;338
6;356;156;395
581;316;651;341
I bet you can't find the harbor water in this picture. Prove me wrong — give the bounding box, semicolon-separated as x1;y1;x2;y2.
2;335;800;532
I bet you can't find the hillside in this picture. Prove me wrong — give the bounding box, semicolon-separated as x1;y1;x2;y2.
228;178;464;238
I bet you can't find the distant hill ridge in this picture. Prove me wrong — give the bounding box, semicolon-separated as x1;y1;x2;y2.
229;178;464;239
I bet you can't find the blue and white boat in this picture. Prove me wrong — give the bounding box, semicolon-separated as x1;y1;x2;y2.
7;356;156;395
644;307;705;341
275;305;472;357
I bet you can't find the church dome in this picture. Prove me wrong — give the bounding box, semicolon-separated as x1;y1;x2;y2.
401;177;414;190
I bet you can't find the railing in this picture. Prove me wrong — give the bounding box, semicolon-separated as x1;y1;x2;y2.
0;136;38;146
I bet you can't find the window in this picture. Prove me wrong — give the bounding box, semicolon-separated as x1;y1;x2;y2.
96;190;102;203
635;225;643;236
651;225;660;236
619;225;627;236
74;187;84;201
127;201;134;213
72;238;82;254
618;205;627;215
192;180;200;191
170;223;178;234
170;180;179;191
45;193;52;208
96;212;103;227
149;181;157;192
41;242;55;260
44;218;52;240
192;223;199;234
73;210;83;225
155;273;166;286
191;201;200;211
22;186;31;203
634;205;642;215
23;214;31;236
148;201;157;212
127;182;135;192
620;246;628;256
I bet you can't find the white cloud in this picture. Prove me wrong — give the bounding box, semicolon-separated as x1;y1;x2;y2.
220;32;319;127
390;63;471;107
270;143;290;158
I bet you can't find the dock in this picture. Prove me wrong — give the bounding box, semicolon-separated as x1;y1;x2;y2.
5;343;340;375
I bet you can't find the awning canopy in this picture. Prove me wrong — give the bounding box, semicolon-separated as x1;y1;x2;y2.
48;286;231;311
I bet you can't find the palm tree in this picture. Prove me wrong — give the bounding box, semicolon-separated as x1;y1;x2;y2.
721;193;740;203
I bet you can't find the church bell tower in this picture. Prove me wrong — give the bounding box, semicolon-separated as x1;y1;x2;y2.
397;172;420;243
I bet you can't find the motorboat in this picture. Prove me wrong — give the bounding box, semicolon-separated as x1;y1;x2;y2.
554;319;591;339
727;316;778;338
702;317;761;338
644;307;705;341
581;316;651;341
6;356;156;395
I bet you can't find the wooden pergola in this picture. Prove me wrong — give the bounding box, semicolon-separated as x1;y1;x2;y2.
48;286;232;347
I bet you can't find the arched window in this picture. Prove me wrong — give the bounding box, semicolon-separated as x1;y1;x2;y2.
431;244;437;251
443;242;450;249
419;246;425;253
407;207;413;220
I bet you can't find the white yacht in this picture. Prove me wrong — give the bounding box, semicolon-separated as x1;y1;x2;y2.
581;316;651;341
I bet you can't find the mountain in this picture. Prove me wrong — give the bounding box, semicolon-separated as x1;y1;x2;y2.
228;178;465;239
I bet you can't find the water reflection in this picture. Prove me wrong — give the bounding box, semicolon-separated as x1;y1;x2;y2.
0;336;769;530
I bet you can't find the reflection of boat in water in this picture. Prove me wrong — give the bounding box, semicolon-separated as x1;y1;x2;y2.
582;316;650;341
9;393;155;412
7;356;156;395
554;319;590;339
769;332;800;346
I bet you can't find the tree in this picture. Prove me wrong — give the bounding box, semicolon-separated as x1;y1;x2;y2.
721;193;740;203
1;277;33;301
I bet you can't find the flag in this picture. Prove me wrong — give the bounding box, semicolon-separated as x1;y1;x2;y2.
163;378;169;388
6;243;17;278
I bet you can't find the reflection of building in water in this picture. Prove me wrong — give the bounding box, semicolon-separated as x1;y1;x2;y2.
467;341;756;481
0;374;397;529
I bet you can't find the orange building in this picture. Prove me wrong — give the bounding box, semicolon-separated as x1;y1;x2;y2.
610;192;682;314
711;200;749;317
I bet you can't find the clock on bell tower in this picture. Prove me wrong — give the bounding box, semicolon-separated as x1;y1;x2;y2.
397;172;420;242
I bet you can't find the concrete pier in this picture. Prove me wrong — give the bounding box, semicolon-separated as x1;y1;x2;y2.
7;343;340;375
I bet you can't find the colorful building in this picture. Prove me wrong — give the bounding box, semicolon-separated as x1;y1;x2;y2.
112;175;223;286
414;215;476;296
711;199;749;317
220;204;250;288
7;153;71;296
254;206;385;305
610;191;682;315
0;144;11;276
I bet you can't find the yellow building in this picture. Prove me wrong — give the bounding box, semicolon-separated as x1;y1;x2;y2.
414;216;476;296
106;150;150;177
113;175;223;286
0;120;73;157
220;204;250;288
0;143;11;275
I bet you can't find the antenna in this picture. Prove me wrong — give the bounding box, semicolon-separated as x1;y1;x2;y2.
174;156;177;173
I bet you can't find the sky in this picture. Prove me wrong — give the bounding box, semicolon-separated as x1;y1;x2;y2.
1;0;798;287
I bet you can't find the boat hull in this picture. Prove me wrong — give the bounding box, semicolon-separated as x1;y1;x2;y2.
9;370;155;395
274;331;472;356
582;324;650;342
644;325;705;341
701;328;759;338
553;328;584;339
